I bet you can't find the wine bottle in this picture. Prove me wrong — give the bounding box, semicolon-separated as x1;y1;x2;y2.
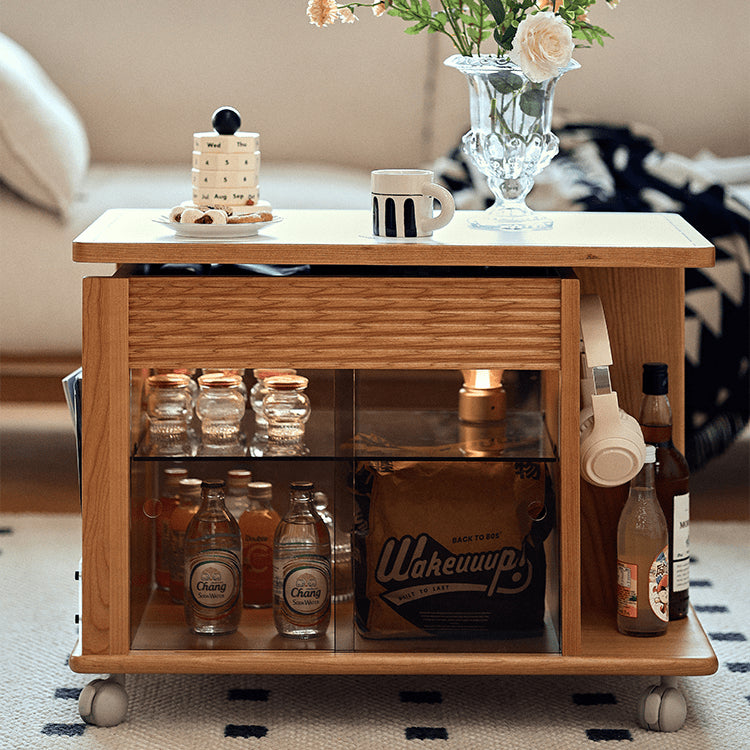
639;362;690;620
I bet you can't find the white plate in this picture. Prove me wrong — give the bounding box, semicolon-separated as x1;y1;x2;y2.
154;215;282;239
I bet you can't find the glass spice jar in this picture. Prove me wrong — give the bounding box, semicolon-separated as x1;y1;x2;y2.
250;368;297;429
261;374;311;447
202;368;248;403
195;373;246;455
146;373;193;456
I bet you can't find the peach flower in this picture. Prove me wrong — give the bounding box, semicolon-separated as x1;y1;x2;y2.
339;7;358;23
508;11;574;82
537;0;564;11
372;2;388;16
306;0;340;27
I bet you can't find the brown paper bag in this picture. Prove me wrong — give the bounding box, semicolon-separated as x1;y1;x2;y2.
352;460;553;639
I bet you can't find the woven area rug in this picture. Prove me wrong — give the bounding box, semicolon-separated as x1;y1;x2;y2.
2;514;748;749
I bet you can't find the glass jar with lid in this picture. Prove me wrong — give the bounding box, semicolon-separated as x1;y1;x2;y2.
146;373;193;456
261;374;311;448
195;373;246;455
250;368;297;429
202;368;248;403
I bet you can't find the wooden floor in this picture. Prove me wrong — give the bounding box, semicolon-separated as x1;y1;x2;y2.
0;400;748;519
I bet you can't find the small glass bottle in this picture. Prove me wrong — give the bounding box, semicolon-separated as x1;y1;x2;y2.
239;481;280;608
146;373;193;456
195;373;246;455
225;469;252;521
250;368;297;429
639;362;690;621
273;481;331;638
169;477;202;603
617;445;669;636
155;467;188;591
314;491;353;603
184;480;243;634
262;374;311;446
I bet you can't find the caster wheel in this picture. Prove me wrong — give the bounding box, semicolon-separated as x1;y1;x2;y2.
78;676;128;727
637;677;687;732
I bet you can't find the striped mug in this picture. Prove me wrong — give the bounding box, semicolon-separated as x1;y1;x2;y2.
371;169;455;238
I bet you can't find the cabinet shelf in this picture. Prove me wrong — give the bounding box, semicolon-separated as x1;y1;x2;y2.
133;409;557;462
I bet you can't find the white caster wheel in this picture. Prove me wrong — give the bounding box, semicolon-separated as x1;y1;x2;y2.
637;676;687;732
78;675;128;727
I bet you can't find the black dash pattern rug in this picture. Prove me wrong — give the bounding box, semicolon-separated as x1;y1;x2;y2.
1;514;748;749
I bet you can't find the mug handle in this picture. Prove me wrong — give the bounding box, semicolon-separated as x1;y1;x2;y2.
421;182;455;232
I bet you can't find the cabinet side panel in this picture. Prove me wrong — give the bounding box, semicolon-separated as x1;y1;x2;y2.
127;277;562;370
575;267;685;615
81;277;130;655
559;278;581;655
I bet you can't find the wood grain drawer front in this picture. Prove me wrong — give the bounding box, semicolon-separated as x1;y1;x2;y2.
128;276;562;370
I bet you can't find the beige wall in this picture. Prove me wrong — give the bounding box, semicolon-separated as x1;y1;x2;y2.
3;1;748;169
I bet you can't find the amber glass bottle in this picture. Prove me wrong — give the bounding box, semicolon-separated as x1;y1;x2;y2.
238;481;280;608
155;467;187;590
169;478;202;603
639;362;690;620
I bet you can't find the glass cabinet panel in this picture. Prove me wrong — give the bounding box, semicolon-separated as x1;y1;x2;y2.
128;367;561;655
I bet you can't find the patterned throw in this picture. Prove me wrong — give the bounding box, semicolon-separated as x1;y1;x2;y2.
433;123;750;470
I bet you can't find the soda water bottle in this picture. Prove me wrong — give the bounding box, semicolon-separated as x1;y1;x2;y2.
617;445;669;636
184;480;242;634
273;481;331;638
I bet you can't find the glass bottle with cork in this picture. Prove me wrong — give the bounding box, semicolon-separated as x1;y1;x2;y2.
639;362;690;620
238;481;280;608
184;480;243;634
617;444;670;636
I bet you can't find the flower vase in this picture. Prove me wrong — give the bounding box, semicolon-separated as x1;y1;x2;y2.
445;54;579;231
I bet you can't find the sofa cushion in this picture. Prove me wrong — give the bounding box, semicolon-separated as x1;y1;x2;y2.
0;33;89;216
0;161;371;356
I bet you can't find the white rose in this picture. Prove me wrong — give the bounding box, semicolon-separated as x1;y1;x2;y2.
509;11;574;83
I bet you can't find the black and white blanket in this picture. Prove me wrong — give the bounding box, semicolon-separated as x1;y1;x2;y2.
434;124;750;470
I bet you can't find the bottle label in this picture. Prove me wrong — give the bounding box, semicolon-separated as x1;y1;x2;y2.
617;560;638;618
672;492;690;592
275;557;330;618
649;546;669;622
187;549;241;614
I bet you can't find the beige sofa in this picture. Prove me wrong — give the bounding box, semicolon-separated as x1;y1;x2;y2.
1;1;747;377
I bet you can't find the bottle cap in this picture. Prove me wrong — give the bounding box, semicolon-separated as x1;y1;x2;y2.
642;362;668;395
249;481;273;501
290;480;314;492
226;469;251;488
645;444;656;463
148;373;191;389
201;479;225;489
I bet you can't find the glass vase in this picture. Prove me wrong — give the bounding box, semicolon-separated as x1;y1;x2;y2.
445;54;579;231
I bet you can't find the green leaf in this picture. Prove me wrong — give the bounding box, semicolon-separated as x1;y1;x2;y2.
489;70;524;94
482;0;506;26
404;22;427;34
520;88;545;118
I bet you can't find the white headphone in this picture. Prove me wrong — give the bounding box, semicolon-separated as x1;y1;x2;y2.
579;295;646;487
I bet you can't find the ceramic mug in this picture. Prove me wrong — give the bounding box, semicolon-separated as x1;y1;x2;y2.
371;169;455;238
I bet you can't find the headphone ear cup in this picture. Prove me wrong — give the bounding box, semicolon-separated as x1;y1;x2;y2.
580;399;646;487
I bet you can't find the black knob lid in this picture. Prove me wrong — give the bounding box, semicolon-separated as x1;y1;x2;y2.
642;362;669;395
211;107;241;135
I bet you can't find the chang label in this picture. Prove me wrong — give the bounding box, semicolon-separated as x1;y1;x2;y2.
187;549;241;614
274;556;330;622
